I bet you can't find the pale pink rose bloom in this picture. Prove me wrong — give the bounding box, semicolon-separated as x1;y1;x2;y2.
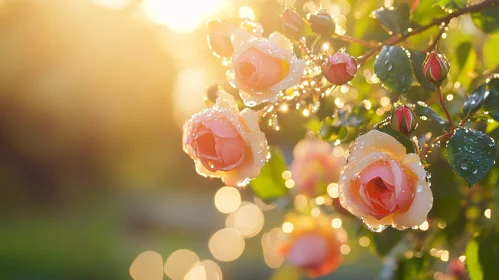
227;31;306;107
290;138;345;197
183;90;269;187
338;130;433;231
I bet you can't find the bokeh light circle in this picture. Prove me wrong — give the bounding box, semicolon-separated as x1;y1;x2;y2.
164;249;200;280
214;187;241;214
129;251;163;280
208;228;245;262
225;203;264;237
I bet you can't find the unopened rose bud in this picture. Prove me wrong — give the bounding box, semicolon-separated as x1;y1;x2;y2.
391;105;417;135
308;11;335;36
280;8;305;40
423;51;449;86
322;52;357;85
207;19;238;58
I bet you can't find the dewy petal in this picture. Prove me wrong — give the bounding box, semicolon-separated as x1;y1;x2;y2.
228;33;305;107
268;32;294;53
392;180;432;227
347;130;407;166
202;117;240;138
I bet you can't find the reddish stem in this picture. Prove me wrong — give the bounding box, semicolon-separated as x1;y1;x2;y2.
436;86;454;128
298;40;321;66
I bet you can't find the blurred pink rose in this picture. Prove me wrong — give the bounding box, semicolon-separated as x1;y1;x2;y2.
280;215;344;278
207;19;239;58
228;32;305;106
183;91;268;186
290;138;345;197
338;130;433;230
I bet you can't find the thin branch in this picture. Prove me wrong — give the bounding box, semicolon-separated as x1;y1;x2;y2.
331;34;378;49
436;86;454;128
425;22;448;53
358;0;499;65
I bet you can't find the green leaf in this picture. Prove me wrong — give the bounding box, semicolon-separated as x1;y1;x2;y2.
411;0;446;26
409;50;435;91
454;41;476;90
414;103;450;130
472;5;499;34
250;148;288;201
436;0;467;9
466;239;483;280
374;46;413;93
446;128;499;186
394;255;425;280
405;86;432;103
463;84;487;118
372;4;410;35
375;121;416;154
369;227;405;257
466;229;499;280
483;35;499;70
484;78;499;121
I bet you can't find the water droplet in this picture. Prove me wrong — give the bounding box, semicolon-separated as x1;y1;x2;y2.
461;164;468;170
472;169;478;174
416;185;423;193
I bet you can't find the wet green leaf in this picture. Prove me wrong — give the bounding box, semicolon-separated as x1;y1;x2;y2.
374;45;413;93
472;5;499;34
463;84;487;118
484;78;499;121
372;4;410;35
446;128;498;186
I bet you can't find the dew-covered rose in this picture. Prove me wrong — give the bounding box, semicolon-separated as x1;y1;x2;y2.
183;90;268;186
280;215;344;278
227;31;305;106
338;130;433;231
290;138;345;197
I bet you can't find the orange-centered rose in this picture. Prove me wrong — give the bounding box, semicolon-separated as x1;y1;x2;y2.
280;215;344;278
228;32;305;107
338;130;433;231
290;138;345;197
183;90;269;186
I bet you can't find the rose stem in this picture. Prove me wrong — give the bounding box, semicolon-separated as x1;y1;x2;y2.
436;86;454;129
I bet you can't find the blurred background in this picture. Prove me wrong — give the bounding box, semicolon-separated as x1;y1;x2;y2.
0;0;390;279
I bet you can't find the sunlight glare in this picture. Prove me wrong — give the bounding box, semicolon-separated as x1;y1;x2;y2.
143;0;227;33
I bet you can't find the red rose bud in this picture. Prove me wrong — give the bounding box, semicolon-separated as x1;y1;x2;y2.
322;52;357;85
423;51;449;86
391;105;417;135
309;11;335;36
280;8;305;40
207;19;238;58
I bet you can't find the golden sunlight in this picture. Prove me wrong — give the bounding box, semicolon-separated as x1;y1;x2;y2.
142;0;228;33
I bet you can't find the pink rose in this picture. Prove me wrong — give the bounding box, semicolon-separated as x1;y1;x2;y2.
322;52;357;85
183;91;268;186
228;32;305;106
338;130;433;231
290;138;345;197
280;215;344;278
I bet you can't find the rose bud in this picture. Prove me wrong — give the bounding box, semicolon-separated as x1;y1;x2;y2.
322;52;357;85
308;11;335;36
391;105;417;135
280;8;305;40
338;130;433;231
183;90;269;186
207;19;238;58
423;51;449;86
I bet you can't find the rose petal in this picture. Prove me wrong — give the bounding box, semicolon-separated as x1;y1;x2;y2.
347;130;407;166
392;180;432;227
